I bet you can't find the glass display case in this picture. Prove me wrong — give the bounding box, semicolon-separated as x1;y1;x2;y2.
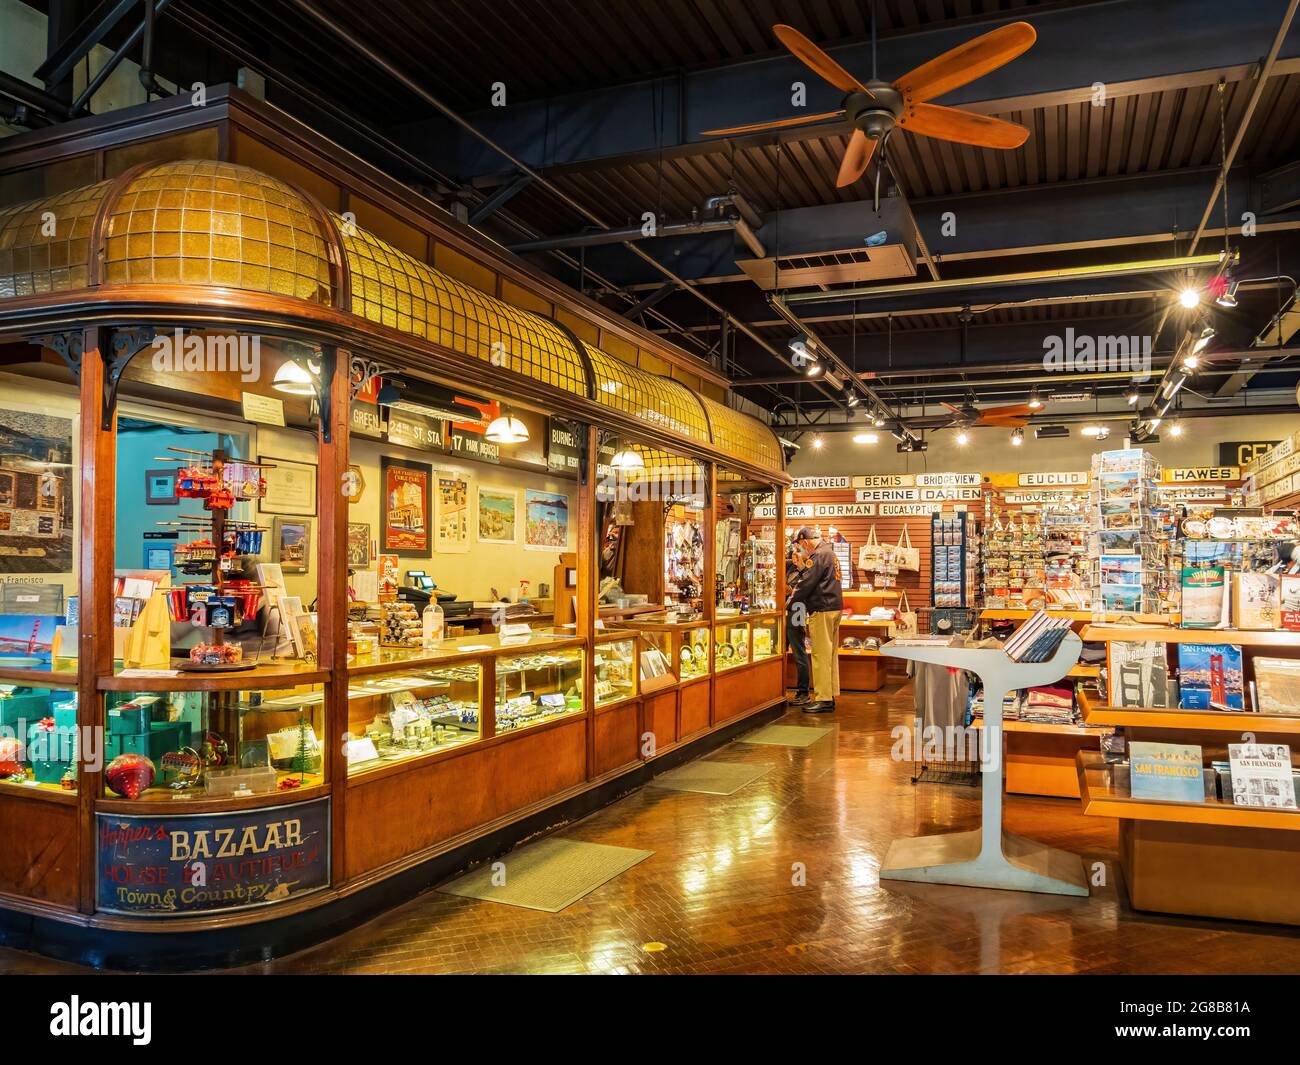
344;663;482;776
681;625;710;679
593;635;638;707
102;683;325;801
0;680;78;793
624;614;711;683
751;614;780;660
714;619;751;671
496;645;584;732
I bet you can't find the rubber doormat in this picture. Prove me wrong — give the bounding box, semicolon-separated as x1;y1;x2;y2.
649;760;770;795
438;837;653;913
737;724;834;748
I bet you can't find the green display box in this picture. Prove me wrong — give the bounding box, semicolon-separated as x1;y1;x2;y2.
108;707;150;734
0;692;54;728
30;759;72;785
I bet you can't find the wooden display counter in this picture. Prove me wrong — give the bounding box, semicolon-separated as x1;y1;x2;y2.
1078;751;1300;925
971;716;1108;798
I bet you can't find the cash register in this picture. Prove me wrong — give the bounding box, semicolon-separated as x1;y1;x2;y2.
399;571;471;619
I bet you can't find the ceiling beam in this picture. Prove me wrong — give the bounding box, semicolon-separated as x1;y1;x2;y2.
397;0;1300;185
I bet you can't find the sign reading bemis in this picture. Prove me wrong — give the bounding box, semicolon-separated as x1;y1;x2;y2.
97;798;329;916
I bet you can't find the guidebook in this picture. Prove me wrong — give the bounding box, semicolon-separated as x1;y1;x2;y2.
1177;643;1243;711
1128;742;1204;802
1227;743;1297;809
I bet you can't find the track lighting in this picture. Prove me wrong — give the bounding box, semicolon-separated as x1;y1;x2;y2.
1126;384;1141;405
812;435;824;450
1168;420;1183;438
1191;323;1215;357
847;393;860;407
805;358;823;378
1027;387;1043;410
1035;425;1069;439
1179;286;1201;309
955;429;970;446
1010;427;1024;446
872;411;886;427
1215;281;1240;308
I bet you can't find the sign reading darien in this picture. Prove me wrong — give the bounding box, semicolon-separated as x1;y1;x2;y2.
856;487;982;502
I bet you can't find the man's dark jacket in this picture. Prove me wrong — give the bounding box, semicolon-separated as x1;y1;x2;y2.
788;540;843;614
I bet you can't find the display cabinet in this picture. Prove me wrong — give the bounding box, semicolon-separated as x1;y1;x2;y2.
624;614;712;682
102;681;325;800
751;615;780;661
714;618;751;671
344;662;482;776
0;678;79;794
496;645;584;732
593;635;638;707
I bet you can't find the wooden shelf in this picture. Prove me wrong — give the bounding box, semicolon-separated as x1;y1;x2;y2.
1077;751;1300;830
1078;687;1300;734
1081;624;1300;648
101;663;329;691
982;609;1176;624
970;716;1105;737
1067;663;1100;679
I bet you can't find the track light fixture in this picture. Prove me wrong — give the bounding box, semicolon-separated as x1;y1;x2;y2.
1178;286;1201;309
1010;427;1024;446
1126;384;1141;405
1027;387;1043;410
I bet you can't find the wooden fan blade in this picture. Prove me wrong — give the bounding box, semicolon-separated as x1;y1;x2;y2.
893;21;1037;104
898;102;1029;148
836;129;877;187
978;403;1035;421
940;402;964;414
982;416;1031;428
701;109;845;136
774;24;873;97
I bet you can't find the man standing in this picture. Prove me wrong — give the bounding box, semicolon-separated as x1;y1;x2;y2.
788;527;842;714
785;543;810;705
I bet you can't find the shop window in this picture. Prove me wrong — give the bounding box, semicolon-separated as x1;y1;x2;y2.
0;680;78;793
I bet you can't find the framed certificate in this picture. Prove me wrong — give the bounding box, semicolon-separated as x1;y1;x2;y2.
259;455;317;516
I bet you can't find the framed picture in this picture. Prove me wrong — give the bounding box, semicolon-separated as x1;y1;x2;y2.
142;544;173;570
259;455;317;516
477;486;517;544
346;522;372;568
0;404;75;574
524;489;569;550
144;469;178;506
381;456;433;557
273;517;312;573
434;470;470;554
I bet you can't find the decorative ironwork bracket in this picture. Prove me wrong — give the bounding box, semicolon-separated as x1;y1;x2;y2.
317;345;337;443
32;331;84;379
104;326;156;429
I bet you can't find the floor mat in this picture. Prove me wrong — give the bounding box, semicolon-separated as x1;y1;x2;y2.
737;724;834;748
649;760;770;795
438;838;653;913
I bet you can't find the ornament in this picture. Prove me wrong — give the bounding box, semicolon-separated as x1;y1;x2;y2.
202;731;229;767
277;777;302;791
106;753;156;800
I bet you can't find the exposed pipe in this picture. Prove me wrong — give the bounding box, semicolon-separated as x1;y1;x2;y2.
510;216;739;254
0;70;70;118
781;253;1224;305
72;0;175;114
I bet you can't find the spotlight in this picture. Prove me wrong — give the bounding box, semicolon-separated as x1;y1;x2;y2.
847;393;860;407
1215;281;1240;309
1010;427;1024;446
872;411;886;427
812;435;824;450
805;358;822;378
852;432;878;445
1179;287;1201;309
1027;387;1043;410
1126;384;1141;405
1191;324;1215;356
1081;425;1112;440
955;429;970;446
1168;420;1183;438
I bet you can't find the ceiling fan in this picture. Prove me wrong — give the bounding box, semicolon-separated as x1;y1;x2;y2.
939;398;1035;430
703;21;1036;187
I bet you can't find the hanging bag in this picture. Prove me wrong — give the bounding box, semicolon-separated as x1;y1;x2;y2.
894;524;921;572
890;590;918;638
857;526;887;573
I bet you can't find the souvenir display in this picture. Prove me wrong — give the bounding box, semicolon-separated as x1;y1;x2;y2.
593;639;637;706
105;753;156;800
1088;449;1163;614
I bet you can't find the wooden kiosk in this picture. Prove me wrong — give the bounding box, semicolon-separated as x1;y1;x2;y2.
0;89;792;967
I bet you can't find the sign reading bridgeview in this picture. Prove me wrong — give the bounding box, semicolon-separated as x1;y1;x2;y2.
97;798;329;916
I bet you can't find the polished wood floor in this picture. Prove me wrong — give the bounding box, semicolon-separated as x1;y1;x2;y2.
6;678;1300;974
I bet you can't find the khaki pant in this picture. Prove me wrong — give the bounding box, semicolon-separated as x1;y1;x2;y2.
808;610;841;703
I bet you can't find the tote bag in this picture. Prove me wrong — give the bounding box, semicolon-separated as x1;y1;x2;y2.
889;591;918;638
857;526;888;573
893;525;921;572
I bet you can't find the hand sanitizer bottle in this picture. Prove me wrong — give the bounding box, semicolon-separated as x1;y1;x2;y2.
422;600;444;647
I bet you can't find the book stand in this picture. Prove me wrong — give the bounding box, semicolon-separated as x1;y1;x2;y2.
880;632;1090;896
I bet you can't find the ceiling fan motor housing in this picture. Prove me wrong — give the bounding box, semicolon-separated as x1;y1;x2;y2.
846;83;903;140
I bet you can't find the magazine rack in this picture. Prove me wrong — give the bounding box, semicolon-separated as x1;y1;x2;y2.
880;632;1089;896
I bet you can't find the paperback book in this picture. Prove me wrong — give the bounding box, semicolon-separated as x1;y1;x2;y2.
1233;571;1280;630
1129;741;1205;802
1181;565;1228;628
1227;742;1297;808
1177;642;1244;711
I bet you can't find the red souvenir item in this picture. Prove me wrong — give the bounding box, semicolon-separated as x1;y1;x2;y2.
0;736;21;776
105;752;156;800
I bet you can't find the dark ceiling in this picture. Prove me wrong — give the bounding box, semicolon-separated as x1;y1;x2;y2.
10;0;1300;434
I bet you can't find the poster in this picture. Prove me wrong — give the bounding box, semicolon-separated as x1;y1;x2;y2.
381;457;433;557
524;489;569;550
96;798;329;916
477;486;517;544
346;522;372;567
435;470;470;554
273;517;311;573
0;405;75;573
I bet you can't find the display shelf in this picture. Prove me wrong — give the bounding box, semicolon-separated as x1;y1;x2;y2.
347;632;584;677
0;667;78;685
1067;663;1100;679
1077;686;1300;733
99;664;329;691
981;608;1176;624
1081;624;1300;648
1077;750;1300;830
971;717;1104;737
